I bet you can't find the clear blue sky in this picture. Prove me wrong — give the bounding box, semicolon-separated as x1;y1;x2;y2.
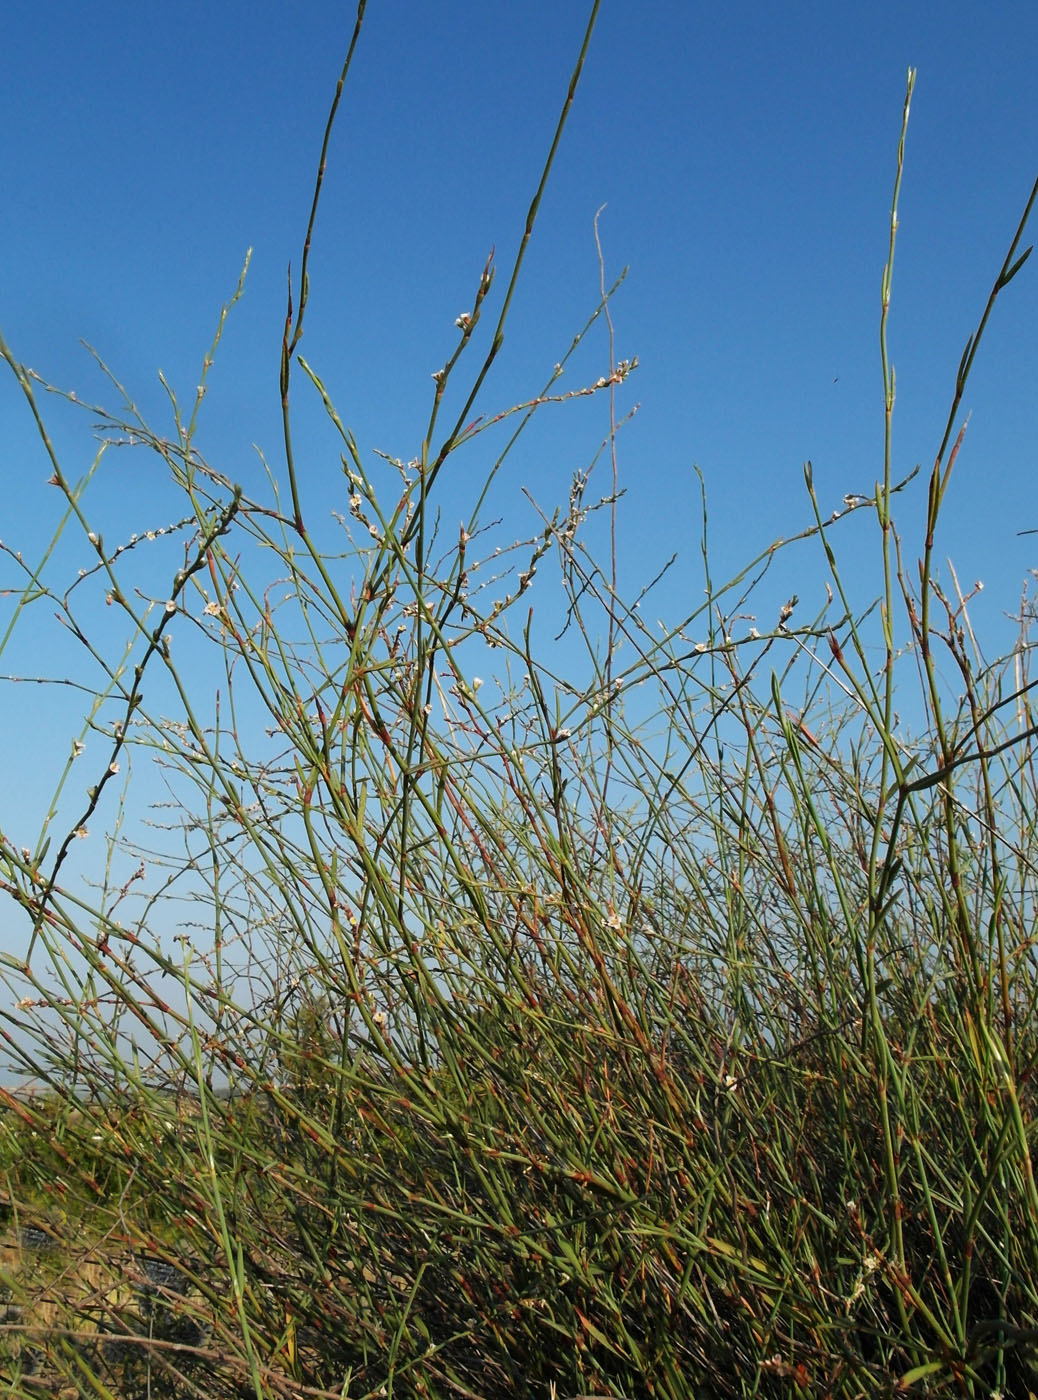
1;2;1036;876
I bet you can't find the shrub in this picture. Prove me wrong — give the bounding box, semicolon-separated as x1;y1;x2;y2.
2;11;1038;1399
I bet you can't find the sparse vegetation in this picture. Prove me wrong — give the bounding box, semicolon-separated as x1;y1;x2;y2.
2;7;1038;1397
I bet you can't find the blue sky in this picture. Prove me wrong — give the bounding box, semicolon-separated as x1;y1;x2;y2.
1;3;1036;908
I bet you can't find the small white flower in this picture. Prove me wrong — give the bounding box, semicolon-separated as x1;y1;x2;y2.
165;600;176;614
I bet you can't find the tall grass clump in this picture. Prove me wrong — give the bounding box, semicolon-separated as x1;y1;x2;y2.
2;8;1038;1397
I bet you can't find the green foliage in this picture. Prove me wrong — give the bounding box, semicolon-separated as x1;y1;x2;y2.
2;10;1038;1399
